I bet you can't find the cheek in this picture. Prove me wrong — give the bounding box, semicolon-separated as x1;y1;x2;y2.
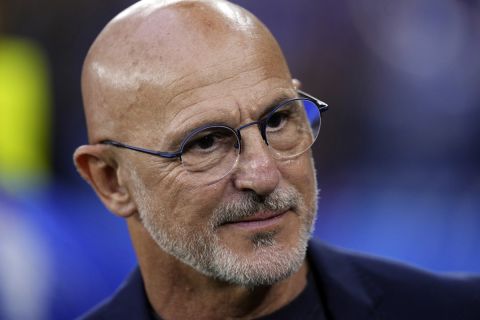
278;154;317;205
136;169;228;227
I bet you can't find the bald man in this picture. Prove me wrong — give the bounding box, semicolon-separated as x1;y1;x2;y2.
75;1;480;319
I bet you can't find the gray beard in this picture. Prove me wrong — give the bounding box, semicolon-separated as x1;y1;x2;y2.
133;174;317;287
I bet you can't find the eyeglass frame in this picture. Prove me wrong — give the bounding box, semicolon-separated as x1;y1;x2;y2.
99;90;328;162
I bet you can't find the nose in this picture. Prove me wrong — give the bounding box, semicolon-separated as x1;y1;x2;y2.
232;125;280;196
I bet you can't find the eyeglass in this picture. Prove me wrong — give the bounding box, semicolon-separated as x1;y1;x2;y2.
100;90;328;185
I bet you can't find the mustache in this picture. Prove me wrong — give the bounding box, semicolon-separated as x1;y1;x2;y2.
211;187;300;228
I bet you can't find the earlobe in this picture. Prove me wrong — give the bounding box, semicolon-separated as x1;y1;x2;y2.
73;145;137;217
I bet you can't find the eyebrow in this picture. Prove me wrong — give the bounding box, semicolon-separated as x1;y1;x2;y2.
258;91;297;119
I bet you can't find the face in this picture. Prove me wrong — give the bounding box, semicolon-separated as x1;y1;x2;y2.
110;5;318;287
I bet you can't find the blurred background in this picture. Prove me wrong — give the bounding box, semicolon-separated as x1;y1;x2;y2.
1;0;479;319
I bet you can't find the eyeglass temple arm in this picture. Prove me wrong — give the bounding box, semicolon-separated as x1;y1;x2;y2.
297;89;329;112
100;140;180;159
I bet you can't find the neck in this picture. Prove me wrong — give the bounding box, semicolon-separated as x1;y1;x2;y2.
128;217;308;320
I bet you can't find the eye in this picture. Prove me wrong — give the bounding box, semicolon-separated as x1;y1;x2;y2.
266;110;290;131
195;135;216;150
183;128;234;154
185;133;218;152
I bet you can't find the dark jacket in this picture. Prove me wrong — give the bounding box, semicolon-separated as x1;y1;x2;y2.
80;239;480;319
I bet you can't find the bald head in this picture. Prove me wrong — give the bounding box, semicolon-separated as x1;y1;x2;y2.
81;0;291;143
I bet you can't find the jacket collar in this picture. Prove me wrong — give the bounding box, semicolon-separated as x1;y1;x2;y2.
308;239;383;319
90;268;153;320
89;239;383;320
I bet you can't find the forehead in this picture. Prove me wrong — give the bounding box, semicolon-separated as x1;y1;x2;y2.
85;1;292;144
130;39;290;142
134;57;291;153
144;44;293;142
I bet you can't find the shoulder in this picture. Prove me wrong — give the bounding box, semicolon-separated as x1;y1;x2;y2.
309;239;480;289
307;239;480;319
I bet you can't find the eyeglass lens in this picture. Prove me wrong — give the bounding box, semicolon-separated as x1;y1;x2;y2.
181;126;240;179
180;99;321;184
266;99;320;159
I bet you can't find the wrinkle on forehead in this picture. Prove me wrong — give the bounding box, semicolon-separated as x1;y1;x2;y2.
164;62;269;114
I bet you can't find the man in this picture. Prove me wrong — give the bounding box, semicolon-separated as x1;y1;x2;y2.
74;0;480;319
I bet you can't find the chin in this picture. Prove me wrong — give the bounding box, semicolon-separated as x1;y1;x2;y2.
199;225;311;287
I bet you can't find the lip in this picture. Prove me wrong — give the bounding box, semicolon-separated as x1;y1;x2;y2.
224;210;289;230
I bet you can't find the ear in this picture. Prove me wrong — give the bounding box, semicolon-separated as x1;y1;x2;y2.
73;145;137;217
292;78;302;90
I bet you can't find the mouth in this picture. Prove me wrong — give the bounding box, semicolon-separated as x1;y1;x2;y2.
222;210;289;231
